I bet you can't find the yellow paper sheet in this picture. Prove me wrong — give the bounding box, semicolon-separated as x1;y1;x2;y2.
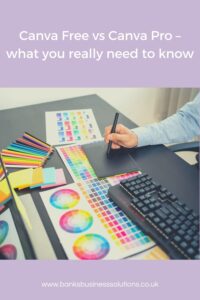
0;179;11;205
31;167;43;187
9;168;34;189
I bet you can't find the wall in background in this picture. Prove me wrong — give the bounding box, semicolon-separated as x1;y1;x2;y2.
0;88;166;125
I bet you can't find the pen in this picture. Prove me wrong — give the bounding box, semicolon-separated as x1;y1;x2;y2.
107;112;119;158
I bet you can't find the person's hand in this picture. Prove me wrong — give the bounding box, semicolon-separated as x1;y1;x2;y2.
104;124;138;149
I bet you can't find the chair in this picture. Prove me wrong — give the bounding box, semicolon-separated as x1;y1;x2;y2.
168;142;199;166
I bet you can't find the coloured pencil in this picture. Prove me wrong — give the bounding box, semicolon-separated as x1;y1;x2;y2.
1;132;53;168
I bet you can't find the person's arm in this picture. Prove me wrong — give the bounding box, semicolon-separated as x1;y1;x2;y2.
132;93;200;147
104;93;200;148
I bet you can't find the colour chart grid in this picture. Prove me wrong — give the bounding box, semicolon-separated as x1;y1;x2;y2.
58;145;96;182
77;178;153;252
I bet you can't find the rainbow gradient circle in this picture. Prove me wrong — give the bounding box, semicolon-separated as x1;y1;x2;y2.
73;234;110;260
0;244;17;259
50;189;80;209
0;221;9;244
60;210;93;233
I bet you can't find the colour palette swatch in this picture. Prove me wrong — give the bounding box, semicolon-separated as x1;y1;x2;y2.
77;179;154;254
0;209;25;259
46;109;102;145
1;132;53;168
40;182;154;260
57;145;96;182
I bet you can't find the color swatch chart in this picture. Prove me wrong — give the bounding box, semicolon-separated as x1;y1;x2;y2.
40;181;154;260
1;132;53;168
107;171;141;186
45;109;102;145
77;179;154;255
40;184;114;260
0;209;25;259
57;145;96;182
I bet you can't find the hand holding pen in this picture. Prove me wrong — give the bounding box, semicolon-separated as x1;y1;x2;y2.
105;117;138;151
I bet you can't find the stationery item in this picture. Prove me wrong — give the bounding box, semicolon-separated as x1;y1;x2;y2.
83;141;140;178
0;156;31;229
57;145;96;182
0;166;5;180
1;132;53;168
45;109;102;145
12;189;32;230
107;112;119;158
31;167;44;187
42;167;56;186
40;181;154;260
20;194;57;259
0;179;11;205
0;209;25;259
9;168;34;189
1;167;66;195
41;169;67;189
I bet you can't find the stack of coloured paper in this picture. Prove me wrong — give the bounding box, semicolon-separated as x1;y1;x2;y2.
1;132;53;168
0;167;67;206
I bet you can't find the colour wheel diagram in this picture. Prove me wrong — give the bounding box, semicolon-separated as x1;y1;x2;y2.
0;220;17;259
0;245;17;259
73;234;110;260
50;189;80;209
60;210;93;233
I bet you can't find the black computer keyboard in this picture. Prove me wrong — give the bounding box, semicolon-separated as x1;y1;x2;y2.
108;173;200;259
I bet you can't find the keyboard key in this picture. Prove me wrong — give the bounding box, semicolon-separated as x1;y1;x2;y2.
191;240;198;249
141;206;149;214
172;203;188;216
158;222;166;229
169;214;176;220
148;212;155;219
187;248;195;256
164;227;173;235
137;202;144;208
172;224;179;231
170;195;177;201
173;235;182;243
155;209;167;220
184;235;192;242
175;219;181;225
166;219;173;226
153;217;161;224
181;224;188;231
180;241;188;249
131;198;139;205
177;229;185;236
160;206;170;215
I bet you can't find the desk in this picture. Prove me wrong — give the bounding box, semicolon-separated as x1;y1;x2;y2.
0;94;199;259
